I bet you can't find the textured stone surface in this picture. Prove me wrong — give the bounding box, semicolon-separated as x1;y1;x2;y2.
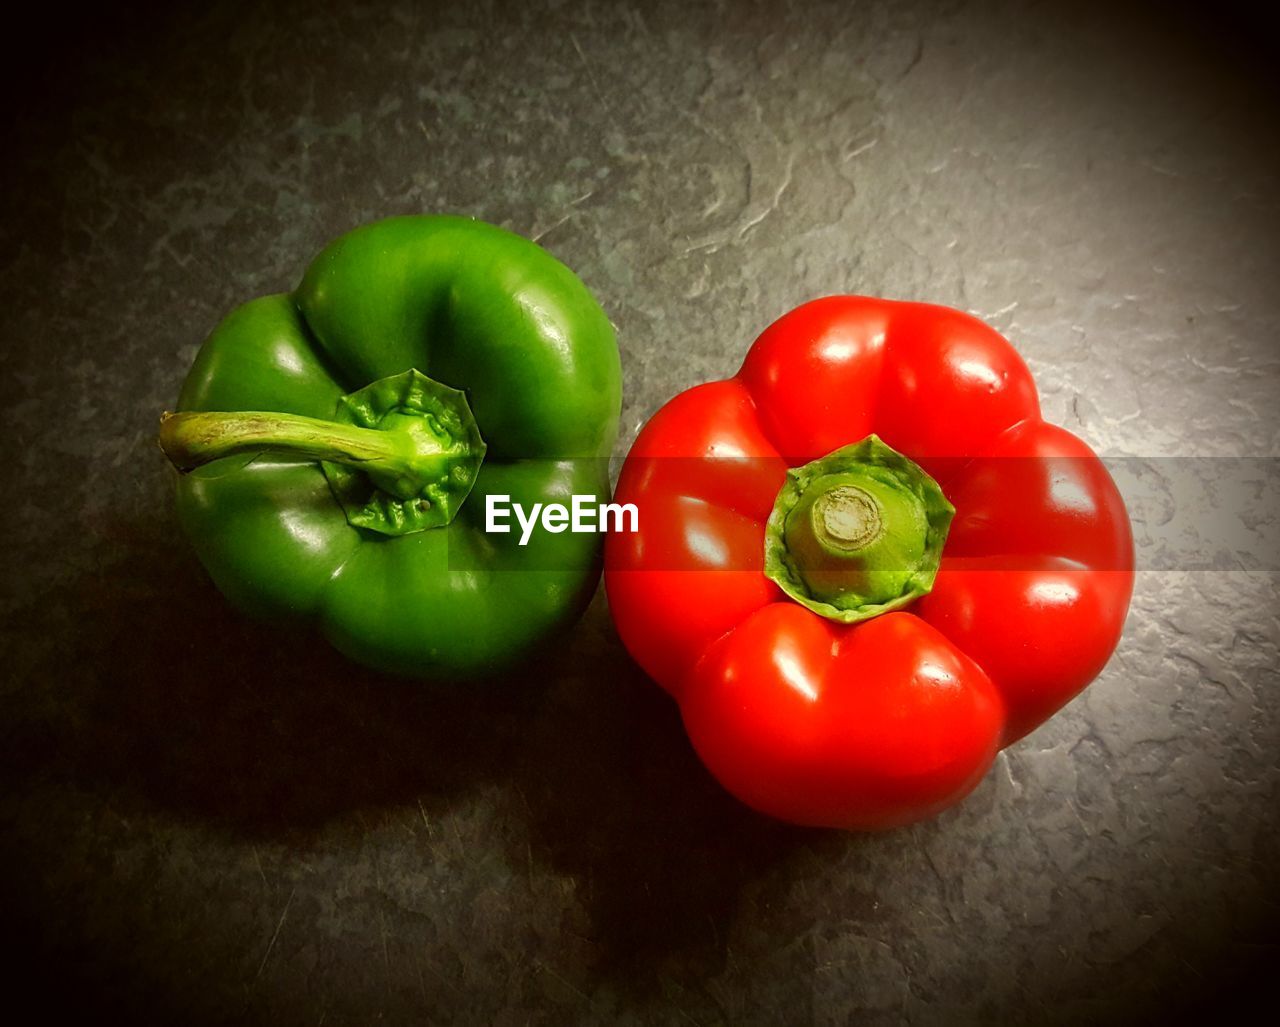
2;0;1277;1023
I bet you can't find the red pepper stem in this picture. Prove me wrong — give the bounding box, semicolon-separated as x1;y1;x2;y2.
807;484;883;555
763;435;955;623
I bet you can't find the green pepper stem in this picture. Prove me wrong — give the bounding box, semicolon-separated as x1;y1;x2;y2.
159;410;446;495
160;370;487;534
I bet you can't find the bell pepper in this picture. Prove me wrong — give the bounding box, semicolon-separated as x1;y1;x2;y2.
605;296;1133;829
160;215;621;678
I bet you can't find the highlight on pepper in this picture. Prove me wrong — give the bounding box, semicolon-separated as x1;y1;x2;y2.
604;295;1134;831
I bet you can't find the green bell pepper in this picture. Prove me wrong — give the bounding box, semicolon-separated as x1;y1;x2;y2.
159;215;622;677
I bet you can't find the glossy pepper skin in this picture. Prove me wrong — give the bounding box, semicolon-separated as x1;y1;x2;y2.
605;296;1133;830
168;215;621;678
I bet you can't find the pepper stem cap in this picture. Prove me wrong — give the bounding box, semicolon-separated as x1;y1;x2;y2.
763;435;954;623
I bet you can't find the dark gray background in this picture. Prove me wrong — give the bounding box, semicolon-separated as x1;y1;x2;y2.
2;0;1277;1023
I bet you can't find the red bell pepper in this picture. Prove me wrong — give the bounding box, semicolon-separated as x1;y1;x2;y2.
605;296;1133;830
